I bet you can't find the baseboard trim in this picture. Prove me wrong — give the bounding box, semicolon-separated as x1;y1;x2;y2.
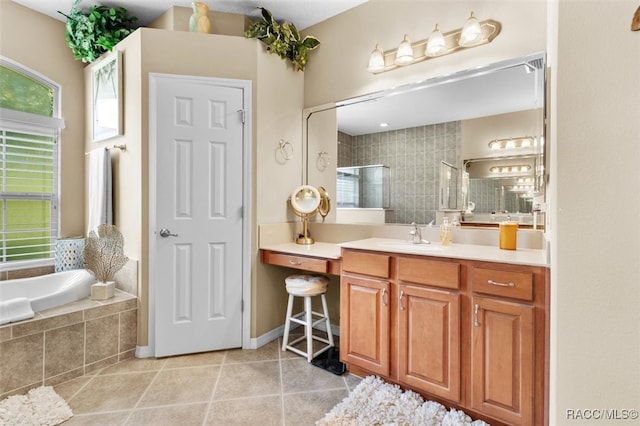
248;322;340;349
135;345;153;358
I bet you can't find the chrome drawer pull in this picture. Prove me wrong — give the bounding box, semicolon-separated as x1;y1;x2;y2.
381;288;388;307
487;279;515;288
399;291;405;311
288;259;302;265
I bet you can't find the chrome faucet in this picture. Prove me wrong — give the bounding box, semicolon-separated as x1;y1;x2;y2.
409;222;423;244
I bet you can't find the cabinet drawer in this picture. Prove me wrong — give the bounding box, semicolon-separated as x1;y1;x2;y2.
398;257;460;289
265;252;328;273
472;267;533;301
342;250;391;279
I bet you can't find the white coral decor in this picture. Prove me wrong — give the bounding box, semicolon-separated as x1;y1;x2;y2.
83;224;129;283
317;375;490;426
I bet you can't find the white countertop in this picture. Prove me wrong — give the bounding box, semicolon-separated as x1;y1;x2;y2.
339;238;548;267
260;238;548;267
260;242;342;259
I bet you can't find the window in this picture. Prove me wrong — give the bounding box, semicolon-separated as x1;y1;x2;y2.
0;57;63;267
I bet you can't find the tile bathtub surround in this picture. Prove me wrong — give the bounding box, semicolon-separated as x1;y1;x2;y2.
53;338;361;426
0;290;137;399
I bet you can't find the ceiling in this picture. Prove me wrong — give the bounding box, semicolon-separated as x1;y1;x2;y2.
12;0;368;30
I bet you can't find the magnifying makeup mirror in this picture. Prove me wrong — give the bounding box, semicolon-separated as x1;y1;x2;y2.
289;185;321;244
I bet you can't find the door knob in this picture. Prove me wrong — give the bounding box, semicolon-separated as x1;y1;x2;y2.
159;228;178;238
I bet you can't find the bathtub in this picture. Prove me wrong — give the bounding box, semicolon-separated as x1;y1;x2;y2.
0;269;95;325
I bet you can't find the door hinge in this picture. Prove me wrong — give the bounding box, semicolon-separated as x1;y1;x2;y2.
241;299;244;312
239;205;244;219
238;109;245;124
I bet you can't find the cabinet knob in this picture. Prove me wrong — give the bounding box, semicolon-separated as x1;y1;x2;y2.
399;290;405;311
381;288;388;307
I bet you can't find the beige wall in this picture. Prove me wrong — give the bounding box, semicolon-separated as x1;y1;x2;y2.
303;0;640;424
302;0;546;107
550;1;640;424
0;1;86;239
81;27;304;344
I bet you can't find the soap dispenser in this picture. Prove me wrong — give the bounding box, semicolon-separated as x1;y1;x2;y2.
440;217;452;246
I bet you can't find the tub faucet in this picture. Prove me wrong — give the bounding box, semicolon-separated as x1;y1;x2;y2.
409;222;422;244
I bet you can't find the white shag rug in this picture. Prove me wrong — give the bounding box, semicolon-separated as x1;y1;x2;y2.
0;386;73;426
317;376;490;426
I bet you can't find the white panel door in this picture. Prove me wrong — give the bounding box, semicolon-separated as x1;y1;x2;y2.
152;75;245;357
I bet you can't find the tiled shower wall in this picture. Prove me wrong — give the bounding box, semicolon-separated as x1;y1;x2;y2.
338;122;462;224
468;178;524;213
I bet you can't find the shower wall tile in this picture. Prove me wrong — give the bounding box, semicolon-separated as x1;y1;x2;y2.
347;121;462;224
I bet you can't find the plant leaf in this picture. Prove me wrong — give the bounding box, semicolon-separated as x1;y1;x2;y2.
301;36;320;50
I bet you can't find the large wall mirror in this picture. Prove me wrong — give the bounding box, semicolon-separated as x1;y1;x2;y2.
305;52;547;228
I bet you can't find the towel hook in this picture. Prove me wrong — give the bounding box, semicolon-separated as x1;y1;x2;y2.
276;139;293;163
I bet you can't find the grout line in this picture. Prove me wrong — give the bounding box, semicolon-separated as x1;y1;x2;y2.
201;350;226;426
122;360;166;425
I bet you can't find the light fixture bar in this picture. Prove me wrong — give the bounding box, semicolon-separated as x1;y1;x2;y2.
488;136;535;150
370;19;501;74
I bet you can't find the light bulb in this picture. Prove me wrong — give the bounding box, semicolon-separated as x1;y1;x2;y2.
395;34;414;66
459;12;483;47
425;24;446;57
367;44;385;73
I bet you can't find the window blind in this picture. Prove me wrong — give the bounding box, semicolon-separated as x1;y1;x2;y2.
0;125;58;263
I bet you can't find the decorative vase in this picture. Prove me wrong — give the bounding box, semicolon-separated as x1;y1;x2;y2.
91;281;115;300
189;2;211;34
55;237;85;272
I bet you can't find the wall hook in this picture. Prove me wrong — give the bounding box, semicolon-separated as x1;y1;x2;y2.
276;139;293;164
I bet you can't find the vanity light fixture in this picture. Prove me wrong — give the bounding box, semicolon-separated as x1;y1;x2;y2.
367;12;501;74
425;24;446;57
489;165;531;174
395;34;414;65
367;44;385;73
459;11;483;47
488;136;535;150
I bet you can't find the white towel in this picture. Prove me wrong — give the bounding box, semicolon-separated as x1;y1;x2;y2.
87;148;113;235
0;297;34;325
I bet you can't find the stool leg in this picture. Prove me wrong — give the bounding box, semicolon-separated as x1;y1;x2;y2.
321;294;335;347
282;294;294;351
305;296;313;362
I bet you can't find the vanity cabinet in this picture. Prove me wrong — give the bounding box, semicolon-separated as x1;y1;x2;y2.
470;264;541;426
340;251;391;376
340;249;549;426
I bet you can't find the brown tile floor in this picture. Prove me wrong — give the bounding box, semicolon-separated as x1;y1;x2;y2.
54;337;361;425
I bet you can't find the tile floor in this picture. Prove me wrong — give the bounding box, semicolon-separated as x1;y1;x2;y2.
54;337;361;425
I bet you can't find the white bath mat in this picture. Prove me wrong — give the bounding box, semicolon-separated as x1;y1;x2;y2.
0;386;73;425
317;375;490;426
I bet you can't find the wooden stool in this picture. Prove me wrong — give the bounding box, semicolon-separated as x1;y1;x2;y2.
282;274;334;362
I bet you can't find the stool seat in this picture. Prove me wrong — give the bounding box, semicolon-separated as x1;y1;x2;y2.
282;274;334;362
285;274;329;296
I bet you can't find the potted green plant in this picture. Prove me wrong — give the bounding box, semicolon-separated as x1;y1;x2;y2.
245;7;320;71
83;224;129;300
58;0;137;63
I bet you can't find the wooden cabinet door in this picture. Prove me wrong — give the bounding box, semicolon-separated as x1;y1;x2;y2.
398;284;461;402
471;296;535;426
340;274;390;376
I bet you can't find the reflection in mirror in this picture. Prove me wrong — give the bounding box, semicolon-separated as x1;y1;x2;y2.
439;162;458;210
305;52;546;227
